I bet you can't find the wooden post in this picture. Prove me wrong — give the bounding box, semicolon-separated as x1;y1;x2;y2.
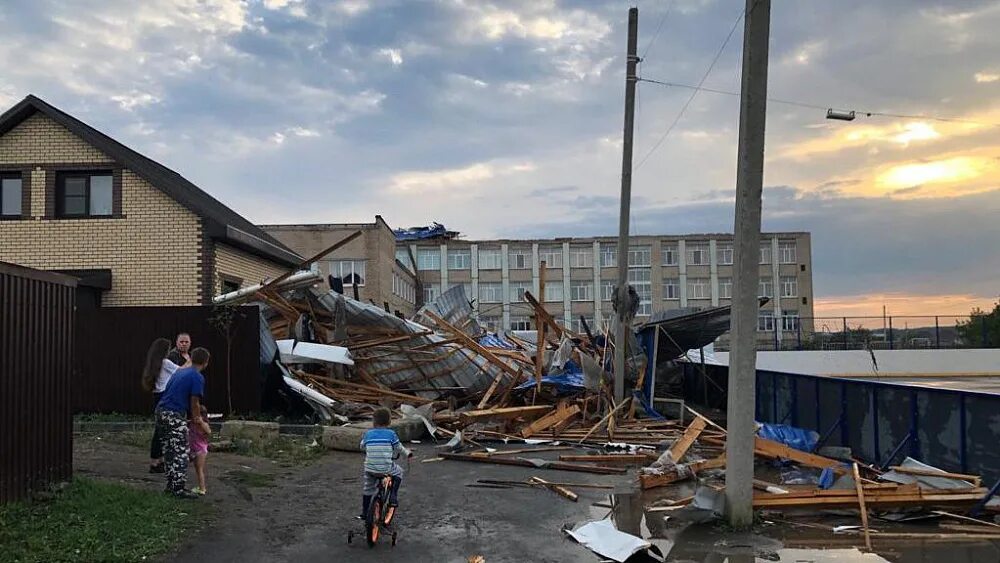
536;261;547;392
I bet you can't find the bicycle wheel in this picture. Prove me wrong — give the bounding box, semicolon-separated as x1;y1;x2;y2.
366;497;381;548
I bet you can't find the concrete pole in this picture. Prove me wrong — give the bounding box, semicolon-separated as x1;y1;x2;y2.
614;6;639;404
726;0;771;528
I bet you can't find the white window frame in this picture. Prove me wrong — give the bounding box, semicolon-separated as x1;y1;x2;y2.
782;310;800;331
570;281;593;302
686;243;709;266
716;243;733;265
759;243;772;265
416;249;440;271
573;316;593;333
628;246;651;267
779;241;797;264
601;280;615;301
599;244;617;268
569;246;593;268
758;310;775;332
780;276;798;298
662;278;680;300
759;277;774;298
423;283;440;303
662;244;678;266
544;283;564;302
538;246;563;269
329;259;366;286
718;277;732;299
478;248;502;270
508;247;531;270
447;249;471;270
510;316;533;331
687;278;709;300
479;282;503;303
509;282;530;303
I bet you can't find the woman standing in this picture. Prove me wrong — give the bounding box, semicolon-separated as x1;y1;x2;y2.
142;338;182;473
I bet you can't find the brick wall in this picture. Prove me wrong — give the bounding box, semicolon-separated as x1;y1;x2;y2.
213;242;288;295
0;113;204;305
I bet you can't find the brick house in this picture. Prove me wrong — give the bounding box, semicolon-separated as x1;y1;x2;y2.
0;95;300;307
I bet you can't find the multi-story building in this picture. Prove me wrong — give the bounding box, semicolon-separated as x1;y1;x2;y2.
398;233;814;345
261;216;418;317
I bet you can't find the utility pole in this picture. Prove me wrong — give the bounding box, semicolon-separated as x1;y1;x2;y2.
726;0;771;528
614;6;639;404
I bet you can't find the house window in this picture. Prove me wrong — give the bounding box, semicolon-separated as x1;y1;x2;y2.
758;310;775;332
570;281;593;302
686;242;708;265
660;244;677;266
759;276;773;298
447;249;471;270
779;241;797;264
416;248;440;271
716;243;733;265
628;246;651;267
510;316;533;331
569;246;593;268
220;277;241;294
718;277;732;299
423;283;440;303
478;248;502;270
782;310;799;331
56;172;113;217
601;280;615;301
687;278;710;300
760;242;772;265
538;245;563;269
544;283;564;302
330;260;366;286
780;276;798;298
479;282;503;303
599;244;617;267
509;282;531;303
662;278;679;300
508;247;531;270
1;173;22;217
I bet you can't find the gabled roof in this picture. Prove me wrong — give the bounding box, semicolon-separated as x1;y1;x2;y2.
0;95;301;267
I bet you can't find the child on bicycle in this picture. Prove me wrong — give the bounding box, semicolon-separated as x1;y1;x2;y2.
360;407;412;519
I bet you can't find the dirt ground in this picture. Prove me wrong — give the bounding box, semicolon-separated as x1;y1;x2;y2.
75;435;1000;563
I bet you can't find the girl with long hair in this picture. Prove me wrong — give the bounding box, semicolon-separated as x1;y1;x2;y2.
143;337;182;473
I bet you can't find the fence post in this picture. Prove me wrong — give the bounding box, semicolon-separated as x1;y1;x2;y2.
773;321;779;350
796;320;802;350
935;316;940;349
843;317;848;350
888;316;894;350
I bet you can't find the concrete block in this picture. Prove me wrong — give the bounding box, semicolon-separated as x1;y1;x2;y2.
321;418;427;452
223;420;280;442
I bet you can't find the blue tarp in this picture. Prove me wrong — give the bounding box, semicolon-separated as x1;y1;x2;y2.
514;360;587;396
757;422;819;453
393;222;454;241
478;333;518;350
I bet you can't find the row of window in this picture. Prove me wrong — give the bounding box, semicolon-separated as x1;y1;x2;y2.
407;240;798;272
759;310;800;332
483;311;798;333
661;276;798;300
321;259;366;286
0;171;115;218
391;271;415;304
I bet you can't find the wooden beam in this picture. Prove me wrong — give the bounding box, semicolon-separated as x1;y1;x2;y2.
754;437;847;473
258;230;363;294
889;466;981;486
638;455;727;490
668;416;708;463
559;454;654;465
853;462;872;551
576;397;631;444
529;476;578;502
522;290;568;340
459;405;554;422
477;479;614;490
535;261;547;392
438;452;627;475
521;404;581;438
295;371;434;405
752;488;988;508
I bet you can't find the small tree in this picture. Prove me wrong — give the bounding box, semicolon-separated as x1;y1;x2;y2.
957;301;1000;348
209;293;245;416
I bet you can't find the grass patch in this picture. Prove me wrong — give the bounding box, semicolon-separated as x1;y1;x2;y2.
86;428;154;450
0;477;207;563
226;470;276;488
74;413;152;423
232;435;326;466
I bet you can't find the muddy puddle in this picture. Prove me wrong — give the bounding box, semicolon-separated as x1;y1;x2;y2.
587;486;1000;562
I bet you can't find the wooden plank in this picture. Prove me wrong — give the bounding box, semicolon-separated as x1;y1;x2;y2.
638;455;727;490
754;437;847;473
535;261;546;392
853;462;872;551
477;479;613;490
481;446;574;457
529;476;579;502
576;398;631;444
296;371;434;405
559;454;654;465
523;290;567;340
438;453;627;475
889;466;981;486
752;489;987;508
668;417;708;463
459;405;554;422
257;230;363;295
521;404;581;438
348;331;433;351
932;510;1000;529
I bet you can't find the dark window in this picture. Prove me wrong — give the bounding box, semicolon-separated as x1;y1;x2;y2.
802;297;808;305
221;279;240;294
56;172;113;217
1;173;22;216
800;264;806;272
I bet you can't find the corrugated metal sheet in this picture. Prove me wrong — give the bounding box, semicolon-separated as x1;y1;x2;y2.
1;262;76;504
415;285;482;337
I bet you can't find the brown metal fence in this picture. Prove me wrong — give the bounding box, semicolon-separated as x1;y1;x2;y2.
1;262;76;504
73;306;262;415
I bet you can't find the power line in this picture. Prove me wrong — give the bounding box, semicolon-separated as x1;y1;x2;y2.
640;0;674;59
637;77;1000;127
634;3;748;171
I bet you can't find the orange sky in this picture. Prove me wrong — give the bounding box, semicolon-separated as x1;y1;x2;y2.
814;293;997;319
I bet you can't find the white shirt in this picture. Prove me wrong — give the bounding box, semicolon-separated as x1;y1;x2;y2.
154;358;181;393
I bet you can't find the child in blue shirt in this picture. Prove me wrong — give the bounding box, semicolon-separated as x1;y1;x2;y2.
360;407;412;518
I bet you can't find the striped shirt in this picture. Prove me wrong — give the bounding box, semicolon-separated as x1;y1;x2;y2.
361;428;406;474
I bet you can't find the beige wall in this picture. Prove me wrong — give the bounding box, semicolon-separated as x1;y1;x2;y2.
213;243;288;294
0;113;203;306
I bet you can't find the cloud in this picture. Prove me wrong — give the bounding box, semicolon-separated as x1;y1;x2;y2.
110;91;161;111
378;47;403;66
975;71;999;83
387;160;536;193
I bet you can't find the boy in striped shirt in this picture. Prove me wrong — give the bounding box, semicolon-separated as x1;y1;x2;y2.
360;408;412;518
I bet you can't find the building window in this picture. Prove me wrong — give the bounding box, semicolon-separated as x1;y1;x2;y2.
1;173;23;217
758;310;775;332
508;247;531;270
544;283;564;302
716;243;733;265
628;246;651;267
417;248;440;271
780;276;798;298
479;282;503;303
570;281;593;302
760;243;772;265
479;316;501;332
573;316;593;333
510;316;533;331
450;282;473;299
601;280;615;301
392;272;415;303
718;277;732;299
759;276;773;298
329;260;366;286
569;246;593;268
686;242;709;265
661;243;678;266
599;243;617;267
220;277;241;294
478;248;502;270
56;172;113;217
662;278;679;300
687;278;710;300
779;241;797;264
447;249;471;270
423;283;440;303
782;310;799;331
628;268;651;316
538;245;563;269
509;282;531;303
395;249;413;271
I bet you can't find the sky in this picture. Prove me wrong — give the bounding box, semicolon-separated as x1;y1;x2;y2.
1;0;998;317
